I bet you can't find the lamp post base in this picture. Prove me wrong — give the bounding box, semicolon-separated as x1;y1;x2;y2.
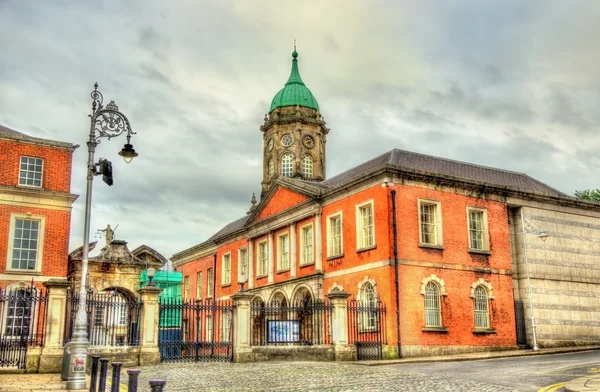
65;338;89;390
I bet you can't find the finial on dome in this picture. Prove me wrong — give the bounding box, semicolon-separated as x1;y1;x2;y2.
292;39;298;58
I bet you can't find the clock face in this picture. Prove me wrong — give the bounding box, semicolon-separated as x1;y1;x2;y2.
267;138;273;151
303;135;315;149
281;134;294;147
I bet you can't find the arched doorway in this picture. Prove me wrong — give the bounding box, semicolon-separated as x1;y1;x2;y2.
292;287;314;344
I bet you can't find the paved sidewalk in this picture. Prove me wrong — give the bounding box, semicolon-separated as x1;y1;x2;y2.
566;375;600;392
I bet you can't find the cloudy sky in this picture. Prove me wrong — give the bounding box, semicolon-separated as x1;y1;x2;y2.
1;1;599;260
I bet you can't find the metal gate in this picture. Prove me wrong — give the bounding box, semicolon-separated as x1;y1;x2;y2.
158;298;234;362
348;298;387;360
0;285;47;369
514;300;527;345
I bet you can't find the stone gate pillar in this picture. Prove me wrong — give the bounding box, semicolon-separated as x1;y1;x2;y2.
231;291;254;363
138;285;162;365
37;279;71;372
327;289;356;361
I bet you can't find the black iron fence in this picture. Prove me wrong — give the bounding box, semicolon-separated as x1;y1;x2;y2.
64;289;142;346
251;298;333;346
0;285;47;368
158;298;234;362
348;298;387;360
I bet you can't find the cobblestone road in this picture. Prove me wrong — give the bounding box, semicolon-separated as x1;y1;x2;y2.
131;361;520;392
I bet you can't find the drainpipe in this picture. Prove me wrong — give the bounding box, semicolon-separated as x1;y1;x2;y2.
212;253;217;354
391;189;402;358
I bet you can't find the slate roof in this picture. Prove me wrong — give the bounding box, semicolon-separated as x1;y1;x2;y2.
0;123;78;150
206;215;250;242
322;149;566;197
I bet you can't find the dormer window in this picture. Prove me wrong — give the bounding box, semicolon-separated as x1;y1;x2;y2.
19;156;43;187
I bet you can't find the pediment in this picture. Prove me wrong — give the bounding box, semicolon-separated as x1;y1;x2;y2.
248;181;318;224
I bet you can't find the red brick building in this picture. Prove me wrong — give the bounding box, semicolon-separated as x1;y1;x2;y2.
0;124;78;289
171;50;569;358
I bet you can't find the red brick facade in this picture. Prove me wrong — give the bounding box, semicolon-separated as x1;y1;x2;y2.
0;127;77;289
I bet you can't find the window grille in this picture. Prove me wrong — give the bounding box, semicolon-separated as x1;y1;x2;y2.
360;283;377;331
420;203;437;244
469;210;484;250
281;153;293;177
19;156;43;187
4;289;35;336
474;285;490;328
11;218;40;270
424;282;442;327
302;155;313;178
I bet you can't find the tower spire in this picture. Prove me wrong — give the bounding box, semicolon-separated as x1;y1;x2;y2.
285;44;304;86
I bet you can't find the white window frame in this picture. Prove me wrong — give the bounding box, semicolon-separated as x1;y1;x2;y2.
424;281;442;327
473;285;491;329
205;316;213;342
326;212;343;257
18;156;44;188
1;285;40;337
466;207;490;252
196;271;202;300
206;268;214;298
356;200;375;250
302;154;313;178
220;311;231;342
6;214;45;273
238;247;248;280
359;282;378;332
417;199;443;247
281;153;294;177
299;223;314;266
222;252;232;286
277;233;290;271
257;241;268;277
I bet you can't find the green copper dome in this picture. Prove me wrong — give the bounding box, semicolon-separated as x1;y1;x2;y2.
269;49;319;112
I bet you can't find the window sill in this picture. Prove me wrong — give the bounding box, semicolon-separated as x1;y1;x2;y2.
256;274;268;279
472;328;497;334
356;245;377;253
299;262;315;268
468;249;492;255
326;253;344;261
4;270;42;275
16;184;44;190
422;326;449;333
276;268;290;274
419;243;445;250
221;284;231;288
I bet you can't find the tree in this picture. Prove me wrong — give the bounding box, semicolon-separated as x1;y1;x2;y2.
574;189;600;201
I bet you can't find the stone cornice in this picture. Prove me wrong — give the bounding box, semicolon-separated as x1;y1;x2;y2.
0;128;79;151
260;116;329;134
0;184;78;211
171;242;217;267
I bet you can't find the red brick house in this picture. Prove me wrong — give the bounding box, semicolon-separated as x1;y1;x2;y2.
0;124;78;289
171;50;575;358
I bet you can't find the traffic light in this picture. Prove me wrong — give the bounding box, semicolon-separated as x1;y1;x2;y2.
98;159;113;186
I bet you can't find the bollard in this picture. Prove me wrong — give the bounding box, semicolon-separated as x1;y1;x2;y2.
89;355;101;392
98;358;109;392
149;379;167;392
127;369;141;392
110;362;123;392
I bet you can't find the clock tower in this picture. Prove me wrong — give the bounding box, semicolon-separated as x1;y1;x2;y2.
260;48;329;197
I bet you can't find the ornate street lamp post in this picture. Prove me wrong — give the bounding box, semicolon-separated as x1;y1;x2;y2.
66;83;138;390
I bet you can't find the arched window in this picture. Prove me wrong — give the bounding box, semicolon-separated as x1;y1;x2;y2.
268;158;274;179
474;285;490;328
302;155;313;178
281;153;293;177
424;282;442;327
360;282;377;331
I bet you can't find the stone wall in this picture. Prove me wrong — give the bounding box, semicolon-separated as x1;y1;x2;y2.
509;202;600;347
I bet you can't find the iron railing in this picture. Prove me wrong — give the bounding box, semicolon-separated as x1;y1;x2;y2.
348;298;387;360
64;289;142;346
0;285;47;368
251;298;332;346
158;298;234;362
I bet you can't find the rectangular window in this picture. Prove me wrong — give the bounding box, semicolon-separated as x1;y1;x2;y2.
221;312;231;342
418;200;442;246
4;289;35;336
196;272;202;300
328;214;343;257
239;248;248;278
18;156;43;187
300;225;314;265
183;276;190;301
277;234;289;271
222;253;231;285
258;241;268;276
206;268;214;298
467;208;489;251
10;218;41;270
205;316;213;342
357;201;375;249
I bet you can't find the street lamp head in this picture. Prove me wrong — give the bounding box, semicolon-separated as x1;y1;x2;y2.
147;267;156;287
118;143;138;164
538;231;549;242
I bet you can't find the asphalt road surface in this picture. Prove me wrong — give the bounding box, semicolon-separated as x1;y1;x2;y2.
391;350;600;391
